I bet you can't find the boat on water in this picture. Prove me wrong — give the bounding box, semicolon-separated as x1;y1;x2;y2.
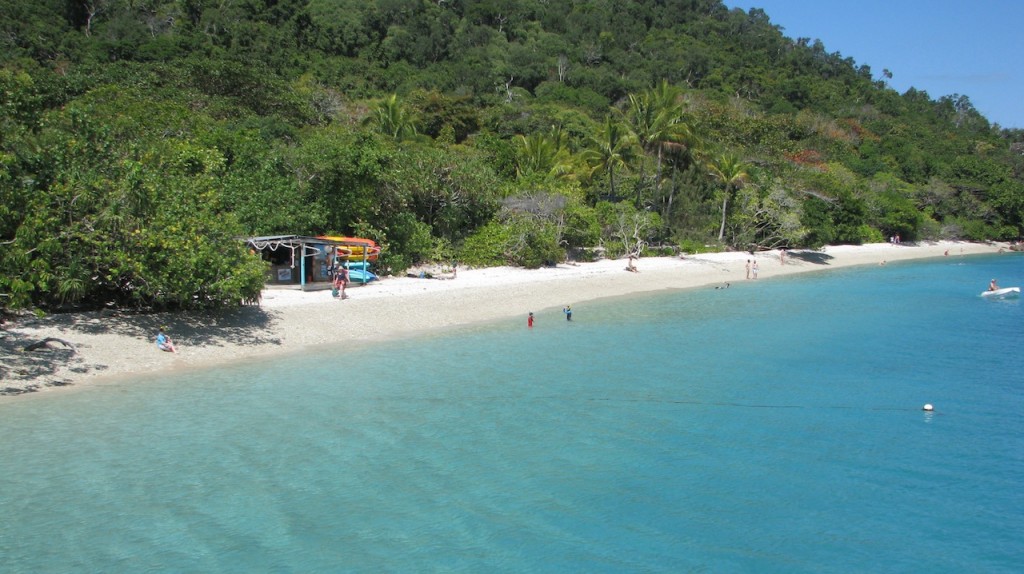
981;287;1020;298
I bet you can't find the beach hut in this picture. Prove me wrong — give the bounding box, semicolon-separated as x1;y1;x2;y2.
245;235;349;291
245;235;381;290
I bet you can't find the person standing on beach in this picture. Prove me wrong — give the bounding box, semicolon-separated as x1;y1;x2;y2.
334;265;349;299
563;305;572;321
528;312;534;328
745;259;751;279
779;248;786;265
752;260;759;279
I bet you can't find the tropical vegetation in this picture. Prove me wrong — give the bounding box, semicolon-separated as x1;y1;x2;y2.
2;0;1022;312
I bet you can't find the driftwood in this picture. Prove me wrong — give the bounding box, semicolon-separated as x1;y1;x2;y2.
23;337;77;353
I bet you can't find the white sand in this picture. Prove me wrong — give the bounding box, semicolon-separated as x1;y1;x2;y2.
0;241;1008;399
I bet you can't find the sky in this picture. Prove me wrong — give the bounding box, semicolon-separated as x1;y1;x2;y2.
723;0;1023;129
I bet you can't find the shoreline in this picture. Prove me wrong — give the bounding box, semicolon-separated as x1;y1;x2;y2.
0;241;1010;400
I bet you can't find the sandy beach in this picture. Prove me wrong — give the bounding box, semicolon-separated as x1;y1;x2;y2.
0;241;1009;399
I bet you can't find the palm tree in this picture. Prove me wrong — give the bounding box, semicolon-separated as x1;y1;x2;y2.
364;94;418;140
707;153;751;243
660;128;707;225
580;116;638;201
516;126;571;179
619;80;693;207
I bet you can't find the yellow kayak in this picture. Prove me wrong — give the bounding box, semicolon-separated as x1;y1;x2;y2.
319;236;381;261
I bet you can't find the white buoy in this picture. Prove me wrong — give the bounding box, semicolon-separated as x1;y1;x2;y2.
922;404;934;411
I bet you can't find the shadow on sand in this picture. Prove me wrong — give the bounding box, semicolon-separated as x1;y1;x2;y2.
787;249;835;265
0;334;82;395
1;306;280;396
65;306;282;348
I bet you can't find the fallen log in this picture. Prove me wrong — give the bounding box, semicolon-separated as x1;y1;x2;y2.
23;337;77;353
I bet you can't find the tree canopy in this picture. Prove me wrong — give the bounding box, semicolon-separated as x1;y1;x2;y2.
2;0;1022;312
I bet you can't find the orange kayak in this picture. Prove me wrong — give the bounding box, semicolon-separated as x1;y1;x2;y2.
318;236;381;261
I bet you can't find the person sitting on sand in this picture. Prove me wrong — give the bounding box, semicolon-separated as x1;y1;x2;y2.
626;255;638;273
156;327;176;353
989;278;999;291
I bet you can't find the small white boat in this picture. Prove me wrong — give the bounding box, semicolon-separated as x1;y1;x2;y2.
980;287;1020;298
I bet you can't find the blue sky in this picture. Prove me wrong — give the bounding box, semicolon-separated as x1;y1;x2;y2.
723;1;1023;129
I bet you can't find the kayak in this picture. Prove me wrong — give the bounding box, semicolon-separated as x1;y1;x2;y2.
346;269;378;284
318;236;381;261
980;287;1020;298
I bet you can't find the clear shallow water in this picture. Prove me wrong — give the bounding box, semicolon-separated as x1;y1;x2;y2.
2;254;1022;572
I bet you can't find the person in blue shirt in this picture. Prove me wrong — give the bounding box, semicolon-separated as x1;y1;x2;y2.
563;305;572;321
156;327;177;353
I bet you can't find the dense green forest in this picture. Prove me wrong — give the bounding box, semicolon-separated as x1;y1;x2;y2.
2;0;1023;312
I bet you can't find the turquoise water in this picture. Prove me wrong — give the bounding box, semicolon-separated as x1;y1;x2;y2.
2;255;1022;572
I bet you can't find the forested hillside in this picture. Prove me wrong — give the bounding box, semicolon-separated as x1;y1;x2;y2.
3;0;1022;312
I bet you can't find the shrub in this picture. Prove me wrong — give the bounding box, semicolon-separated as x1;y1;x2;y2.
458;221;511;267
